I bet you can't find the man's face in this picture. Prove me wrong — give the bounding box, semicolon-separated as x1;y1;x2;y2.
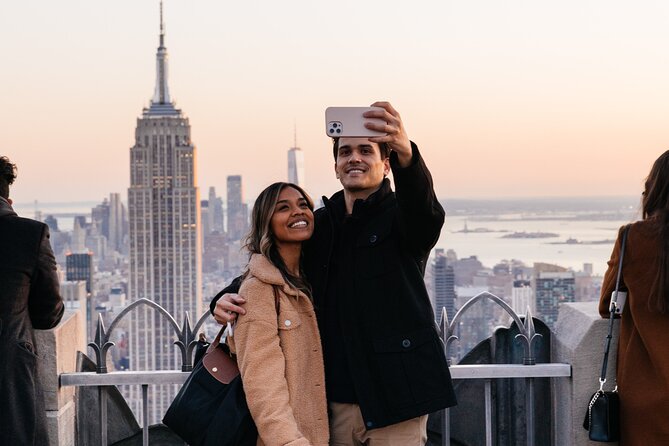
334;138;390;195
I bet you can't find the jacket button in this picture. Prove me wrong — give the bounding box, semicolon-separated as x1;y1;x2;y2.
366;421;374;428
284;320;292;327
402;339;411;348
212;367;218;373
369;235;378;243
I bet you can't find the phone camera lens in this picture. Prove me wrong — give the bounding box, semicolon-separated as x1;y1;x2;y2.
336;129;341;134
329;129;335;134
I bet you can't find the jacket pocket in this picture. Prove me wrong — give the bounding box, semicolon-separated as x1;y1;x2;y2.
355;223;400;279
372;327;449;407
277;310;302;331
17;340;39;359
277;310;302;359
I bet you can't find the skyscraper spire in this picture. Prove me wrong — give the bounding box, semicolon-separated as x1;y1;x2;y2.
159;0;165;48
293;120;298;149
146;0;179;116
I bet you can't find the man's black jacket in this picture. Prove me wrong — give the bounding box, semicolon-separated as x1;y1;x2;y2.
211;143;456;429
0;198;64;445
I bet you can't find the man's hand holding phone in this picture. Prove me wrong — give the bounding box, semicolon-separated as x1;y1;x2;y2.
364;101;412;168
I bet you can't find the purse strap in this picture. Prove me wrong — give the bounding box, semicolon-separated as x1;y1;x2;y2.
599;224;630;389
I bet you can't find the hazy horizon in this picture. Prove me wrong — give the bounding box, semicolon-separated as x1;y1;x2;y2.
3;1;668;203
12;194;641;212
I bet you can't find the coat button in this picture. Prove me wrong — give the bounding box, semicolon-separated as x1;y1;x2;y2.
284;320;292;327
402;339;411;348
212;367;218;373
366;421;374;428
369;235;378;243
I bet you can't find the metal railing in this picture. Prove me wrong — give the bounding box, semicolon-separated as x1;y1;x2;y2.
438;291;571;446
60;292;571;446
61;297;211;445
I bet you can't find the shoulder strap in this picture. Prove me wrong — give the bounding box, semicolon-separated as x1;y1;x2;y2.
273;285;281;314
599;224;630;387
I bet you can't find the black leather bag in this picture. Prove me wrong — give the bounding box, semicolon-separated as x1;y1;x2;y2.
583;390;620;442
582;225;628;442
163;324;257;446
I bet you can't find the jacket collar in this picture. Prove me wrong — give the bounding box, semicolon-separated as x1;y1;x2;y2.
0;197;17;218
323;178;393;219
247;253;304;299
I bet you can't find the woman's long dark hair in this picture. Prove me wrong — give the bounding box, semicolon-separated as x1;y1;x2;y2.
243;182;314;298
643;150;669;313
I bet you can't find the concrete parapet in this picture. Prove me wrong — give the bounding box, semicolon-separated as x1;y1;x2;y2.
552;302;619;446
36;310;86;446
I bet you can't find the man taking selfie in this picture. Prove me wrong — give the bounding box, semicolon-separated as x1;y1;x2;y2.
212;102;456;445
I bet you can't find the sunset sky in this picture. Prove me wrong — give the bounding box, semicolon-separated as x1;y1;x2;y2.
2;0;668;204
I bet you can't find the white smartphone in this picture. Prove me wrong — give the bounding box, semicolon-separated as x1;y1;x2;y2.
325;106;387;138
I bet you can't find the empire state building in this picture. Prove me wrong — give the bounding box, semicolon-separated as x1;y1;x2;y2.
127;2;202;423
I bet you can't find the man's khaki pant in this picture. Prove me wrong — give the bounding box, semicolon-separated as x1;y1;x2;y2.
329;402;428;446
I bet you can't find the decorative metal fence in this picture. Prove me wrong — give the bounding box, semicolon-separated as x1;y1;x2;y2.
438;291;571;446
60;292;571;446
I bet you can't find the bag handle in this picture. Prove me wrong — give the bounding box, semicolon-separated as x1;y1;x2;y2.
207;323;231;354
599;224;630;389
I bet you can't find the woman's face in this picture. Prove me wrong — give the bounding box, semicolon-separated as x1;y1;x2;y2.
270;186;314;244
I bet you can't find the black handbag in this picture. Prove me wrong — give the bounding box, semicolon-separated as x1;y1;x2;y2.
163;323;257;446
583;225;629;442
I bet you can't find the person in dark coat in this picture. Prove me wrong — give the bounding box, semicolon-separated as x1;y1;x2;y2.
599;150;669;445
212;102;456;445
0;156;64;446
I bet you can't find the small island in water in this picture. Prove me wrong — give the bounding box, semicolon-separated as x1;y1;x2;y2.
501;231;559;239
453;221;510;234
547;238;615;245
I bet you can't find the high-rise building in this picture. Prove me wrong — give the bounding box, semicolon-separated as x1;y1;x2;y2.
533;265;575;329
90;193;126;255
200;199;211;239
208;187;224;235
226;175;248;241
431;248;457;323
66;253;94;294
91;200;110;240
287;147;305;188
71;216;87;253
108;193;126;253
511;279;533;314
127;2;202;423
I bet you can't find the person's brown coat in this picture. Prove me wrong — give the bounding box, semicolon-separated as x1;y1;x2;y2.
599;218;669;445
0;198;64;445
229;254;329;446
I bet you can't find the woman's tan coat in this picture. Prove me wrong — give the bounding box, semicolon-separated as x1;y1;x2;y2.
229;254;329;446
599;218;669;445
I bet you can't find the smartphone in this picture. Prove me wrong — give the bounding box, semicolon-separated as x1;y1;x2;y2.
325;106;387;138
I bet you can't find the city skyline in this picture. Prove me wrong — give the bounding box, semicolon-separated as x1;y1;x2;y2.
3;1;669;204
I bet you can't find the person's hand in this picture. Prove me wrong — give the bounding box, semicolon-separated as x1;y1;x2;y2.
212;293;246;325
363;101;412;167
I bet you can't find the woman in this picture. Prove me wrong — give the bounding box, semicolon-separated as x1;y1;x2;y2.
228;182;328;446
599;151;669;445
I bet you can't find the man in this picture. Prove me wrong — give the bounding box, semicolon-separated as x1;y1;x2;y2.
212;102;455;445
0;156;64;445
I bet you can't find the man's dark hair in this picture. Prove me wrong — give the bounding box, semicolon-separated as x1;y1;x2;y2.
332;138;391;161
0;156;17;199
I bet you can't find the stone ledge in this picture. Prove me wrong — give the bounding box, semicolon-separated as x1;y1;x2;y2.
552;302;619;446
